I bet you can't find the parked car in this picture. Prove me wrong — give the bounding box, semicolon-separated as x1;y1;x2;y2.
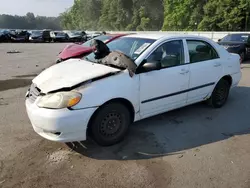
64;30;86;43
218;33;250;63
56;33;128;63
9;30;30;42
0;30;11;42
29;29;52;42
50;31;69;42
25;34;242;146
29;30;43;42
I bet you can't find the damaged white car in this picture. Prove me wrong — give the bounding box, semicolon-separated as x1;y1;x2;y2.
25;34;242;146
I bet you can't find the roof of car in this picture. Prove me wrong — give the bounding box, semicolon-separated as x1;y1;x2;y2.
106;33;130;37
123;33;211;40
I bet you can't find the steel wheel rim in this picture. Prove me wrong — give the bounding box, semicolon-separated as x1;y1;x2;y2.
99;112;122;138
215;86;227;105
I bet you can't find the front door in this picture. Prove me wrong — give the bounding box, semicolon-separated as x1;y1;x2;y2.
139;39;190;119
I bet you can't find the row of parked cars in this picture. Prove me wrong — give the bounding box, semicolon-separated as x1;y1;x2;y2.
25;31;243;146
0;29;105;43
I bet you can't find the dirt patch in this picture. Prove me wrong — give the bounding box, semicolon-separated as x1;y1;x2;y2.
0;79;31;92
0;139;173;188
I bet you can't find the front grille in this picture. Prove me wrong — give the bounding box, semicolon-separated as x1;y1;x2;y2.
27;84;41;103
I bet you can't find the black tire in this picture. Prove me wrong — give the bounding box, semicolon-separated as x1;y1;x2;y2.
240;51;246;63
90;102;131;146
207;79;230;108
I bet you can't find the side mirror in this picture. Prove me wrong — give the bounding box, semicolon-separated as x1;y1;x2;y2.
140;61;161;73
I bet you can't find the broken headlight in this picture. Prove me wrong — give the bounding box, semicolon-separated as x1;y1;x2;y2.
37;91;82;109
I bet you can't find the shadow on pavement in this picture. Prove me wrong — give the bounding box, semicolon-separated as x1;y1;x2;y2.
0;79;32;92
67;86;250;160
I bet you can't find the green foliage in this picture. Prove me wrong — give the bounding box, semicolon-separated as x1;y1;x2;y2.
1;0;250;31
0;13;61;30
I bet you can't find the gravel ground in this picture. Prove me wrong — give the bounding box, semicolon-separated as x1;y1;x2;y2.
0;43;250;188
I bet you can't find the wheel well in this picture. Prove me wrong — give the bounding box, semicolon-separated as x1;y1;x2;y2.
221;75;232;86
87;98;135;136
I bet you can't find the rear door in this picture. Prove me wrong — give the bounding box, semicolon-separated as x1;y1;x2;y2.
184;39;223;104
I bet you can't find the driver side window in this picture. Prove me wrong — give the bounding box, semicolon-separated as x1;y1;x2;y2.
146;40;184;68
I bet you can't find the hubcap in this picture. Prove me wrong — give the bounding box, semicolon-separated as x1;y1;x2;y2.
215;86;227;105
99;112;122;137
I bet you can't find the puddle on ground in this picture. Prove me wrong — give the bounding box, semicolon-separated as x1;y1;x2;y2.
0;79;32;92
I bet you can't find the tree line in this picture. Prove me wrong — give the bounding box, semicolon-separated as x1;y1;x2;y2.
60;0;250;31
1;1;249;31
0;13;62;30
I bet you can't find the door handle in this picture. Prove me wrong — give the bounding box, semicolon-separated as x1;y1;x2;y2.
214;62;221;67
179;69;189;75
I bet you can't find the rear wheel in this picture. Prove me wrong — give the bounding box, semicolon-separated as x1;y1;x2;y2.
240;51;246;63
89;102;131;146
207;79;230;108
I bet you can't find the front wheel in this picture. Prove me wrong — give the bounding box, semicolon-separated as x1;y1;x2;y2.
207;79;230;108
89;102;131;146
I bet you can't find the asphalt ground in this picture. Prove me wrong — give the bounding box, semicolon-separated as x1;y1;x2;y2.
0;43;250;188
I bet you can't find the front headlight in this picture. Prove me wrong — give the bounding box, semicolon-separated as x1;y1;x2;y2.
37;91;82;109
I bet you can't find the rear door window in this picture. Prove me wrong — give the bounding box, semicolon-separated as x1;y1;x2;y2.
187;40;219;63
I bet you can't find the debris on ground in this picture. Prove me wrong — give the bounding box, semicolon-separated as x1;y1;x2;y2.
195;148;200;152
7;50;22;54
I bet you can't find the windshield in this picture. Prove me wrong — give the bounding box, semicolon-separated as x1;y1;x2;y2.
84;37;155;63
221;34;250;42
82;35;113;47
67;31;82;36
32;31;42;35
55;32;66;36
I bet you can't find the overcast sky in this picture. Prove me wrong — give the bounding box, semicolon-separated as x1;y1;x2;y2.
0;0;74;17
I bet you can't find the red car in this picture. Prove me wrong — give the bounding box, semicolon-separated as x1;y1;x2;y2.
56;33;128;63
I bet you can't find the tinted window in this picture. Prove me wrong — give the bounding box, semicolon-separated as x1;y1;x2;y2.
146;40;184;68
221;34;250;42
187;40;219;63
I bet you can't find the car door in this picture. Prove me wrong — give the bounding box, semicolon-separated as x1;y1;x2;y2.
246;35;250;57
184;39;223;104
139;39;190;119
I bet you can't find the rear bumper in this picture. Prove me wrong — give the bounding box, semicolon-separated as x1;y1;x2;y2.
231;72;242;88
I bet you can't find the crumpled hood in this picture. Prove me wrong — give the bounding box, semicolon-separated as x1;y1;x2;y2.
59;43;92;59
32;59;120;93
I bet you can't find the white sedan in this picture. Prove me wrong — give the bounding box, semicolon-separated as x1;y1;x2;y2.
25;34;242;146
